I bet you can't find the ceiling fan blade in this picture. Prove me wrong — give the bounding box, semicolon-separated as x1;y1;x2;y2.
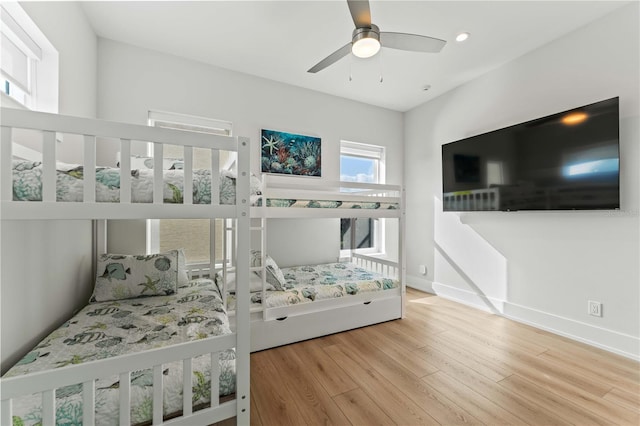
347;0;372;28
307;43;352;73
380;32;446;53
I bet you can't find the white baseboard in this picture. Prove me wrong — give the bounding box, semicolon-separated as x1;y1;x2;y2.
432;282;505;314
432;281;640;361
406;275;434;294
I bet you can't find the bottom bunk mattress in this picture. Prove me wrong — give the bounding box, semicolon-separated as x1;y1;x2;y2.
224;261;399;310
3;278;235;426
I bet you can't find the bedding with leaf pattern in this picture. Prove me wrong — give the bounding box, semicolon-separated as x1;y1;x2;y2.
3;279;235;426
255;198;399;209
226;261;399;310
11;160;262;205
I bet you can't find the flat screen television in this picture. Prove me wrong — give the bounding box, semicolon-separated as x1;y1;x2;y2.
442;97;620;211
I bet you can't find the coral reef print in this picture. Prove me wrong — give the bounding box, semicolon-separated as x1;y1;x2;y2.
261;129;321;177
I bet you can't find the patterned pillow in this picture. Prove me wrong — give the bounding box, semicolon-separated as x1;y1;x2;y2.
250;250;286;291
91;250;179;302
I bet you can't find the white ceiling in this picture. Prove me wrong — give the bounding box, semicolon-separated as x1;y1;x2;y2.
80;1;629;112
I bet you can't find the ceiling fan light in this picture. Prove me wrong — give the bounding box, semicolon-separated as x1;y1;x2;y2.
352;37;381;58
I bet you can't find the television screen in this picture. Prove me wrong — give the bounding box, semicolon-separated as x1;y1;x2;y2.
442;97;620;211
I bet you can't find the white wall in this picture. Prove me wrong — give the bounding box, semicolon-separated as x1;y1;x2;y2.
404;3;639;358
96;38;403;266
1;2;97;373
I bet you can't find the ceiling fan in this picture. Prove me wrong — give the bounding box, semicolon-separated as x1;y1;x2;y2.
307;0;447;73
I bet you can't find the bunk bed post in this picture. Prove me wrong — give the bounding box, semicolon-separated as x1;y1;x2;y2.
235;136;251;425
400;186;407;318
261;216;267;322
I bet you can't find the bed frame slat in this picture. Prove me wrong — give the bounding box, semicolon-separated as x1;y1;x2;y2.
83;380;96;425
83;135;96;203
153;364;164;424
154;142;164;204
183;146;193;205
42;131;56;203
119;138;132;204
1;126;12;202
211;149;220;205
182;358;193;416
210;352;220;408
41;389;55;426
119;371;131;425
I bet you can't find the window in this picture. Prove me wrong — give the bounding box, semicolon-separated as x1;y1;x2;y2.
0;3;58;112
340;141;385;254
147;111;233;265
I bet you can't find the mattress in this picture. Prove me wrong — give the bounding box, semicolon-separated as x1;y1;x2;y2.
226;262;399;310
3;278;235;426
11;160;261;205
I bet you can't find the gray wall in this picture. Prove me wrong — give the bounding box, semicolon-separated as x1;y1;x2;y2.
1;2;97;373
96;38;403;266
404;3;639;358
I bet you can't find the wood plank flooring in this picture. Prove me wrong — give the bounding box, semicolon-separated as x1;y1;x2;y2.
231;288;640;425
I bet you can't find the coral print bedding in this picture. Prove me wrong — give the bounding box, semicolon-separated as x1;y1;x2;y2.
226;262;399;310
11;160;262;205
4;279;235;426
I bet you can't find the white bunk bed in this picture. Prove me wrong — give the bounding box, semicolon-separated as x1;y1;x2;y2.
219;174;406;352
0;107;251;425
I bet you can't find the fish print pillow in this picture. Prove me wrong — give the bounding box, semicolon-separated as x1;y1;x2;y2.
91;250;179;302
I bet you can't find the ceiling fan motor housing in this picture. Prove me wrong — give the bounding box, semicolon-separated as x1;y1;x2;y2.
352;23;380;44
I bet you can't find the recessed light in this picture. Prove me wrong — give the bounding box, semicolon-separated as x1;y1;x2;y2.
455;32;470;42
422;85;432;91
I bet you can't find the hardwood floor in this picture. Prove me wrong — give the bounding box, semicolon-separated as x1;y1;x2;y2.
240;288;640;425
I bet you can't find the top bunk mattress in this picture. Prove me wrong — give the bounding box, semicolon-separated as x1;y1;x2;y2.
3;278;235;426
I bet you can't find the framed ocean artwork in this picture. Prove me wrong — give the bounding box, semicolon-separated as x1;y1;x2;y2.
261;129;321;177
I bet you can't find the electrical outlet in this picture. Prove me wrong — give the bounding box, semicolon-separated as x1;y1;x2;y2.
419;265;427;275
588;300;602;317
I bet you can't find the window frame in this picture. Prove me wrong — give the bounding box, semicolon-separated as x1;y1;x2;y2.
0;2;58;112
339;140;386;257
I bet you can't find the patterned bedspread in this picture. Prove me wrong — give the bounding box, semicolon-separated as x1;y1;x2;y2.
3;279;235;426
12;160;398;209
11;160;260;205
227;262;399;310
256;198;399;210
